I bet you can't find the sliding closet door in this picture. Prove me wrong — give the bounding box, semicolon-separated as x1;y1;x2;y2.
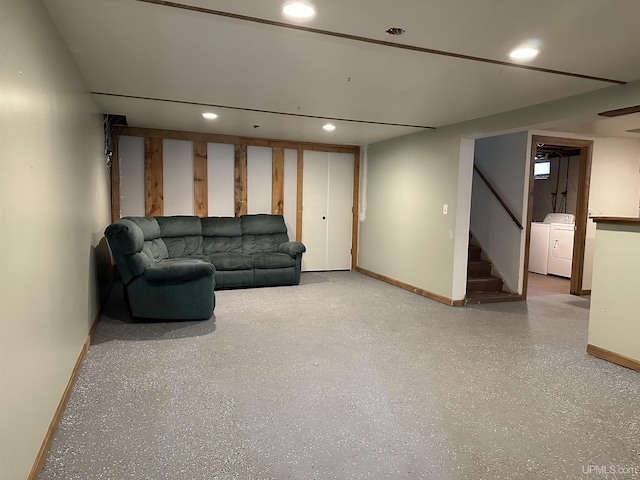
302;151;354;271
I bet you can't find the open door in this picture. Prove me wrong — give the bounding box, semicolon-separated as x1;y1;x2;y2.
523;135;593;298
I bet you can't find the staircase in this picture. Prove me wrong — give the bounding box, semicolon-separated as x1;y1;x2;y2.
466;240;522;304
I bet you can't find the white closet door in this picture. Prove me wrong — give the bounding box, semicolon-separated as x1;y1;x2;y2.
302;151;353;271
302;151;329;271
326;153;354;270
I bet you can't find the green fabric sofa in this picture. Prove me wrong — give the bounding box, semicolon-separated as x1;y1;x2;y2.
104;214;306;320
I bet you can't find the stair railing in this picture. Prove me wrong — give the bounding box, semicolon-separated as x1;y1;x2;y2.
473;164;523;230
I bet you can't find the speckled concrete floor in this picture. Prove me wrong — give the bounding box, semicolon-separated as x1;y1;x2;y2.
40;272;639;480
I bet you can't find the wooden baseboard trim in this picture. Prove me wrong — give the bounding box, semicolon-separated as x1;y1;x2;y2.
355;266;461;306
28;309;102;480
587;344;640;371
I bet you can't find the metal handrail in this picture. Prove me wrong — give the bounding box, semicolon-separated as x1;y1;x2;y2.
473;164;523;230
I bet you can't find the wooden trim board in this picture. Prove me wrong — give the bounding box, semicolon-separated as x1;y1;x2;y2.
234;143;248;216
193;141;208;217
120;126;359;154
271;147;284;215
28;309;103;480
356;266;463;306
587;344;640;371
144;137;164;216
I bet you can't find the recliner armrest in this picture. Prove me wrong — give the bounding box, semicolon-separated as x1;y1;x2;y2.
278;241;306;256
143;261;215;285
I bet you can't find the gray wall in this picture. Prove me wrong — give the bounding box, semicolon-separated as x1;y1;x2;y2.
0;1;111;478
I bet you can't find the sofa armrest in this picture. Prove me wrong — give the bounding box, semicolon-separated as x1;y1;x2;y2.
278;241;306;256
143;261;215;285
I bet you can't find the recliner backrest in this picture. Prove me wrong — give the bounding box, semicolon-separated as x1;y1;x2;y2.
240;214;289;254
156;216;203;257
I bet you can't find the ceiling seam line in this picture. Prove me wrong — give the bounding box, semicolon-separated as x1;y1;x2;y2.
133;0;627;85
92;92;436;129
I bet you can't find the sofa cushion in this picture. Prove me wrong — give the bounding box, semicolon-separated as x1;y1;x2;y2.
203;236;242;254
207;253;254;271
252;252;296;269
201;217;242;237
163;236;204;257
105;219;144;255
241;214;287;235
156;216;202;237
278;241;306;256
144;259;214;285
141;239;169;263
124;216;161;240
242;233;289;254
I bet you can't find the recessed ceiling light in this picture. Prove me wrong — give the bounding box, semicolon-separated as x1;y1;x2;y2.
323;123;336;132
509;46;539;60
283;2;315;18
202;112;218;120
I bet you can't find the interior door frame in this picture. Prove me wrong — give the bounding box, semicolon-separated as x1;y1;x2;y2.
523;135;593;297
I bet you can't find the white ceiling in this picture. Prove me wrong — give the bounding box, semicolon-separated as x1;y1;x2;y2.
43;0;640;145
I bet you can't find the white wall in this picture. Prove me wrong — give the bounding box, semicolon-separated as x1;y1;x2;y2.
0;1;111;478
471;132;529;292
360;79;640;302
163;139;194;216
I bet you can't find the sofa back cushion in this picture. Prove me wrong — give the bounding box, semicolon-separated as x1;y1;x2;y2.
156;216;203;257
240;214;289;254
201;217;243;254
105;217;168;284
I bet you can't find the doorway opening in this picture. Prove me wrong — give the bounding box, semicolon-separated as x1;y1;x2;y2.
523;135;593;298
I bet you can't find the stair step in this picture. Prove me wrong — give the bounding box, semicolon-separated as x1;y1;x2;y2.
468;245;482;261
467;260;491;277
466;276;503;293
465;291;523;305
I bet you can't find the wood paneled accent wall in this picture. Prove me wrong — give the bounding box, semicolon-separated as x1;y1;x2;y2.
234;143;248;217
272;147;284;215
193;141;208;217
144;137;163;216
111;126;360;265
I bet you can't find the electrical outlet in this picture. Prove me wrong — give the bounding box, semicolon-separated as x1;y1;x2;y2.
443;204;448;214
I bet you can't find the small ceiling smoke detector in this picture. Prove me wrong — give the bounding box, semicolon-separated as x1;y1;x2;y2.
323;123;336;132
283;2;315;18
385;27;405;36
202;112;218;120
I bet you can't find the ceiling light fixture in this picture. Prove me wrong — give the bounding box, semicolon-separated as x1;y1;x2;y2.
323;123;336;132
202;112;218;120
283;2;315;18
509;46;540;60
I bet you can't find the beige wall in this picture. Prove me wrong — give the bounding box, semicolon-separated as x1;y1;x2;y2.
359;79;640;302
0;1;111;478
588;222;640;362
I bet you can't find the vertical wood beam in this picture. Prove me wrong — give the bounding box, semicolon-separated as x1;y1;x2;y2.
272;147;284;215
234;143;248;216
144;137;164;216
110;132;120;223
193;141;208;217
296;146;304;242
351;147;361;270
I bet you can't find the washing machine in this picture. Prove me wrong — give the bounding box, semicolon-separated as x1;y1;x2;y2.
528;213;575;277
529;222;550;274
